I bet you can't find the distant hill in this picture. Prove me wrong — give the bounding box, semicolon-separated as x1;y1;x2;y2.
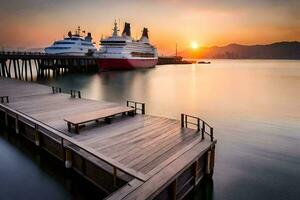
184;41;300;59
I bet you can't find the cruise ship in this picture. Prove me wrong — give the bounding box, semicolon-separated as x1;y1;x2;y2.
95;21;158;70
45;27;97;56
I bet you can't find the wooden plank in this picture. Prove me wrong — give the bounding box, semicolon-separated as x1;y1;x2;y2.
127;129;198;170
87;117;171;149
105;179;144;200
115;126;192;163
64;106;135;125
0;102;149;182
111;122;181;160
97;119;177;153
121;141;215;200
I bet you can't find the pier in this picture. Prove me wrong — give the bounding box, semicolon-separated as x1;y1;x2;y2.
0;77;216;199
0;52;193;81
0;52;97;80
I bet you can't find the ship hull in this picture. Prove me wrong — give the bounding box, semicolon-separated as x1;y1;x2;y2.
96;58;158;70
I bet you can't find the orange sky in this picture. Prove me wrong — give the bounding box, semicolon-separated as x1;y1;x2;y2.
0;0;300;55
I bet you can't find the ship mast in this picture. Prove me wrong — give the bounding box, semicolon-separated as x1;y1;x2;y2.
112;20;119;37
76;26;81;36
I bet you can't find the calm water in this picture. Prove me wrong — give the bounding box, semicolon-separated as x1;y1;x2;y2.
1;60;300;200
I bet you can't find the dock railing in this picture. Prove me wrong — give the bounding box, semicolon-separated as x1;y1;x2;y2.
70;89;81;98
0;104;147;185
181;114;214;142
127;100;145;114
0;96;9;103
51;86;62;94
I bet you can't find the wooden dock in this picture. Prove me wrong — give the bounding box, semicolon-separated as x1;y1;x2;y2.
0;77;216;200
0;52;97;81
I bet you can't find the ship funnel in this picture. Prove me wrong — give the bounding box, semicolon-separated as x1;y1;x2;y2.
142;28;149;38
139;27;149;43
68;31;72;38
85;32;92;41
122;22;131;37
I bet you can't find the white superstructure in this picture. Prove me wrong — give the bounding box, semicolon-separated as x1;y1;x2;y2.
45;27;97;56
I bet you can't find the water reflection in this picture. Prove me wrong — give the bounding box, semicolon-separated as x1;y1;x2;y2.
0;130;106;200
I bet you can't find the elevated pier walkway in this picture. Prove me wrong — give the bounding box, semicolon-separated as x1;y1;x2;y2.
0;77;216;199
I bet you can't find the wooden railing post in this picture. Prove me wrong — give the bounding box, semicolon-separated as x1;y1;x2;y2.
181;114;184;128
201;121;205;140
78;91;81;98
210;127;214;142
197;118;200;132
142;103;145;114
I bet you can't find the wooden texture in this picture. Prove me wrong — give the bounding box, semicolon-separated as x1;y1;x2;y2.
0;77;216;199
64;106;135;125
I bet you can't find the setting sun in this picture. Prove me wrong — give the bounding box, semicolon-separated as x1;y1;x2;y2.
191;41;199;50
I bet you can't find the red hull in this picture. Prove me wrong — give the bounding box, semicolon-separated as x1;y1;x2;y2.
96;58;158;70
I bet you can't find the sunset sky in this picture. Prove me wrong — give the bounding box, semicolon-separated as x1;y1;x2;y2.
0;0;299;55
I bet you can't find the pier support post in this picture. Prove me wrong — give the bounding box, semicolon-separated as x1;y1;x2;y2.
170;179;177;200
194;160;200;187
113;167;117;187
65;149;72;168
15;115;19;134
34;125;40;146
4;112;8;127
205;146;215;178
206;151;211;175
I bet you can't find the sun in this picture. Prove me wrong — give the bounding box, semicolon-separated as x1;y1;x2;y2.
191;41;199;50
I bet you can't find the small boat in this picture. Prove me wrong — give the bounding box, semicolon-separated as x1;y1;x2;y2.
197;61;211;64
44;26;97;56
94;21;158;70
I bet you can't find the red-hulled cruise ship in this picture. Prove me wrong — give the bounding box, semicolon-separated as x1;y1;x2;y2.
94;21;158;70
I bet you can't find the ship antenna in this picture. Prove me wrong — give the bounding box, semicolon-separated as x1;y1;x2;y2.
77;26;81;36
112;19;119;37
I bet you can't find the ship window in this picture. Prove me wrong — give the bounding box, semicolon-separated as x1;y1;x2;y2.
101;41;126;44
54;41;76;45
48;47;71;49
81;43;94;46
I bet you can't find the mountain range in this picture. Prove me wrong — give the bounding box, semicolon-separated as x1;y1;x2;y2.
183;41;300;59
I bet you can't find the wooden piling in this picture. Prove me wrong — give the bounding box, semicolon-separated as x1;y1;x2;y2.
15;115;19;134
171;179;177;200
4;112;8;127
34;125;40;146
65;148;72;168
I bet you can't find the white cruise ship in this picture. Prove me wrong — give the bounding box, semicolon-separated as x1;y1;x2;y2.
45;27;97;56
94;21;158;70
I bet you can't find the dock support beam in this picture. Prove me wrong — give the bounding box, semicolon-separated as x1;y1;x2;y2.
205;146;215;177
113;167;117;187
65;149;72;168
15;115;19;134
170;179;177;200
4;112;8;127
34;125;40;146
